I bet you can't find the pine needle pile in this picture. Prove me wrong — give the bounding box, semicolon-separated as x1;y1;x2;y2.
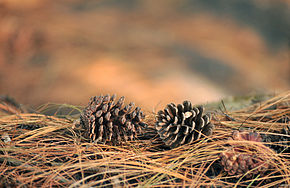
0;92;289;187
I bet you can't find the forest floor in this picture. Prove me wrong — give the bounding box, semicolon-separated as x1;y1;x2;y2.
0;91;289;187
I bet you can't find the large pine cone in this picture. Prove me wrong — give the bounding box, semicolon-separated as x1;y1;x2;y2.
80;94;147;145
155;101;214;148
220;131;272;177
262;125;290;154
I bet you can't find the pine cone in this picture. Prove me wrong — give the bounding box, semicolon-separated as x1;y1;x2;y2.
80;94;147;145
155;101;214;148
220;131;271;177
262;125;290;154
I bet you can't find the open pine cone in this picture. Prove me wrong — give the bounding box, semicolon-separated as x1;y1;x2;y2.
155;101;214;148
80;94;147;145
220;130;273;177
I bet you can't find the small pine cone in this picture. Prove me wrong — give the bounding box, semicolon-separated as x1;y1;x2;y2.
220;131;271;177
231;130;262;142
155;101;214;148
220;151;269;177
80;94;147;145
262;125;290;154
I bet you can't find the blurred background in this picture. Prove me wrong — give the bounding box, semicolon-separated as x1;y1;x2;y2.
0;0;289;111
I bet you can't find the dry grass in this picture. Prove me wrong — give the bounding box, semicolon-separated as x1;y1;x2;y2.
0;92;289;187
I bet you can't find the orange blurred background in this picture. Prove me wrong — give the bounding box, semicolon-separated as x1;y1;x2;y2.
0;0;289;110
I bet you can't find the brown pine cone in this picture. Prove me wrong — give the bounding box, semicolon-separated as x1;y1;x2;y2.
80;94;147;145
155;101;214;148
220;131;272;177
